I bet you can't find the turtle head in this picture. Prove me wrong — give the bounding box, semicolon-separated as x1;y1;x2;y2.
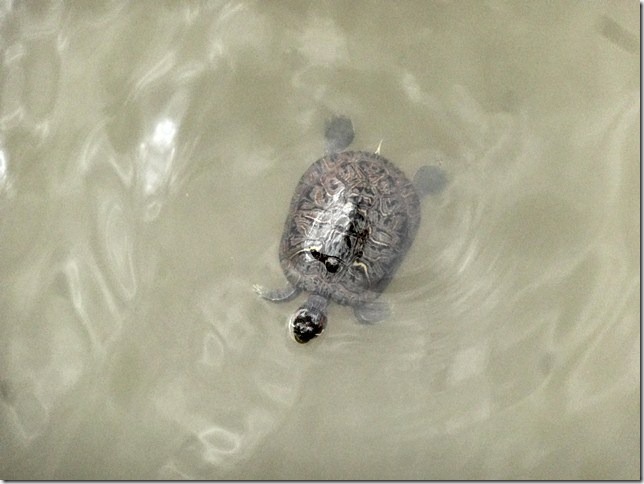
289;295;328;344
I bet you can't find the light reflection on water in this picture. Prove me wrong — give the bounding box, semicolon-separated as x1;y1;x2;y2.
0;1;638;480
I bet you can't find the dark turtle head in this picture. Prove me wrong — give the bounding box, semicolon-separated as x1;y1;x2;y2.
289;295;328;344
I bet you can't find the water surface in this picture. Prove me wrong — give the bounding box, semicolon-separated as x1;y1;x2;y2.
0;1;639;479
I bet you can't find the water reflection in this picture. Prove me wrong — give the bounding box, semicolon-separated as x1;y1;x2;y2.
0;145;10;194
0;1;638;480
199;426;242;463
135;87;191;220
138;117;178;196
152;278;308;479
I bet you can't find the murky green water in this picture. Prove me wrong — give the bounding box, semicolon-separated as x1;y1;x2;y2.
0;1;639;479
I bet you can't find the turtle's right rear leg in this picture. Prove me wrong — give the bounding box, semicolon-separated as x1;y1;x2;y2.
253;283;300;303
324;115;355;154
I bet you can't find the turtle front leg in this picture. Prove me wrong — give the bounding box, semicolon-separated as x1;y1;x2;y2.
353;300;391;324
253;283;301;303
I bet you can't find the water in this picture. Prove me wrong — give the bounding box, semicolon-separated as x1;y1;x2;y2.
0;1;638;479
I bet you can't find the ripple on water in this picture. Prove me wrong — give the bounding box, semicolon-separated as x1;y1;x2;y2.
153;278;309;479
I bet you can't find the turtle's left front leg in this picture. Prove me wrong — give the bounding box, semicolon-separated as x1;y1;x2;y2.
353;300;391;324
253;282;300;303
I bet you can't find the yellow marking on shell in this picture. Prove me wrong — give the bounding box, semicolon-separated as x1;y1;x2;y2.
289;246;322;260
301;213;330;226
368;236;389;247
352;260;371;285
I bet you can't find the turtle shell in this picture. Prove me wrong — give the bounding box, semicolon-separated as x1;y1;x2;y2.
279;150;420;306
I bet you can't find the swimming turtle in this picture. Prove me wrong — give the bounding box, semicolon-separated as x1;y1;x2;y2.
254;115;446;343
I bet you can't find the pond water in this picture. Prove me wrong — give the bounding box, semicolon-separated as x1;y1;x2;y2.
0;1;639;480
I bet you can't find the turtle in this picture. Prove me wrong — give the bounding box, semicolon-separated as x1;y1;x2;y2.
254;115;447;343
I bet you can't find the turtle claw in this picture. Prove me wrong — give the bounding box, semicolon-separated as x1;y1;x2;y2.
353;301;391;324
254;283;301;303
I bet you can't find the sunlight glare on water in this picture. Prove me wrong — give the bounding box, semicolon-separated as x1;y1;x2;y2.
0;1;638;480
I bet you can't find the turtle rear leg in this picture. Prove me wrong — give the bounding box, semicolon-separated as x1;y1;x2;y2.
353;300;391;324
324;115;355;154
413;165;448;199
253;283;300;302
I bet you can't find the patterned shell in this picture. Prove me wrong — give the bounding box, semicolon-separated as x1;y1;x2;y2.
279;150;421;306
